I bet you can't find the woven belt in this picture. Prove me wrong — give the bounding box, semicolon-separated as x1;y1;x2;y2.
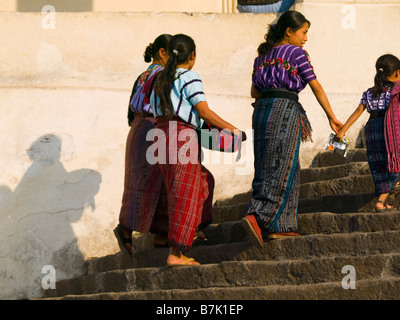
260;89;299;103
369;110;386;119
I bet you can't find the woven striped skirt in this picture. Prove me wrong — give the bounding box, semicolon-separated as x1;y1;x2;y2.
365;114;400;195
152;117;213;253
119;115;214;249
119;113;168;234
247;96;301;233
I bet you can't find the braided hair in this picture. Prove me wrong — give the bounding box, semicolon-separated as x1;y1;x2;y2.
143;34;172;63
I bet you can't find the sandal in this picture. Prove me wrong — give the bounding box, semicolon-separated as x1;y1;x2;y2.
268;232;299;239
241;215;264;247
375;200;394;213
113;225;133;256
167;257;200;267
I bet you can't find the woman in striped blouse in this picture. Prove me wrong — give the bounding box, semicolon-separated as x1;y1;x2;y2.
150;34;242;266
241;11;343;247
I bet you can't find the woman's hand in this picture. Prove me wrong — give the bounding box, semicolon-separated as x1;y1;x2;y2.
329;117;343;134
335;128;346;141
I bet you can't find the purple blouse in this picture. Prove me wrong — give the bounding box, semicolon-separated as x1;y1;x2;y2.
252;44;317;93
360;85;392;113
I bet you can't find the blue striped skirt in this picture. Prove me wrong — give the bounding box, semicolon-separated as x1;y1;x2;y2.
247;96;301;233
365;114;400;195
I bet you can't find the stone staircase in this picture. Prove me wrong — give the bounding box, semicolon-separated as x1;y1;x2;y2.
41;147;400;300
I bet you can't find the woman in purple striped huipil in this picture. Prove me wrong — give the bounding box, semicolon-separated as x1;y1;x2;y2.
241;11;343;247
114;34;171;256
336;54;400;213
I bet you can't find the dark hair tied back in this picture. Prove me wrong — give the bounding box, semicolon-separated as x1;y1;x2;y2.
258;10;310;56
143;34;172;63
154;34;196;119
372;54;400;97
143;43;153;63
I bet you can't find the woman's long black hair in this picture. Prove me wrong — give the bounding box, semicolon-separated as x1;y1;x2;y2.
372;54;400;97
258;10;310;56
154;34;196;119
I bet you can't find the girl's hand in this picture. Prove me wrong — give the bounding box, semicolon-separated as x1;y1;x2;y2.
329;117;343;134
335;128;346;140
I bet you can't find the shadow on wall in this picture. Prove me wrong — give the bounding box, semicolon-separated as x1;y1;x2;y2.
0;134;101;299
17;0;92;12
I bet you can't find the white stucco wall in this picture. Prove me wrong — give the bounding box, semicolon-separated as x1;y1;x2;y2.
0;1;399;299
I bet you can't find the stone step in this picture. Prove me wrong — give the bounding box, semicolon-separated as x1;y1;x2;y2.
212;175;375;218
204;211;400;247
300;175;374;199
301;190;400;214
211;157;400;217
43;252;400;299
209;211;400;242
129;230;400;268
214;161;373;209
298;193;376;214
300;161;370;184
85;220;400;275
310;148;367;168
48;278;400;300
212;191;382;223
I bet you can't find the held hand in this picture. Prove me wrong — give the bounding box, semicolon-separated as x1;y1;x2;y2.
329;118;343;135
335;129;346;141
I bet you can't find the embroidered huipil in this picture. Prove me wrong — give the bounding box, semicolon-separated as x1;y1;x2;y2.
360;85;392;112
151;68;206;128
130;64;163;114
252;44;316;93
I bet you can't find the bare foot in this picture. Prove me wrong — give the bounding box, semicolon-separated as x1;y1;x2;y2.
375;200;393;212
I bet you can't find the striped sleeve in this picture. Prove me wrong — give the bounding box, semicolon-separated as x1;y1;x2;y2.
360;91;367;106
182;71;206;106
294;47;317;83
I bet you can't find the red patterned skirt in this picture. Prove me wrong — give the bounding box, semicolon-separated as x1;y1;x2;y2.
119;114;213;252
153;117;213;253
